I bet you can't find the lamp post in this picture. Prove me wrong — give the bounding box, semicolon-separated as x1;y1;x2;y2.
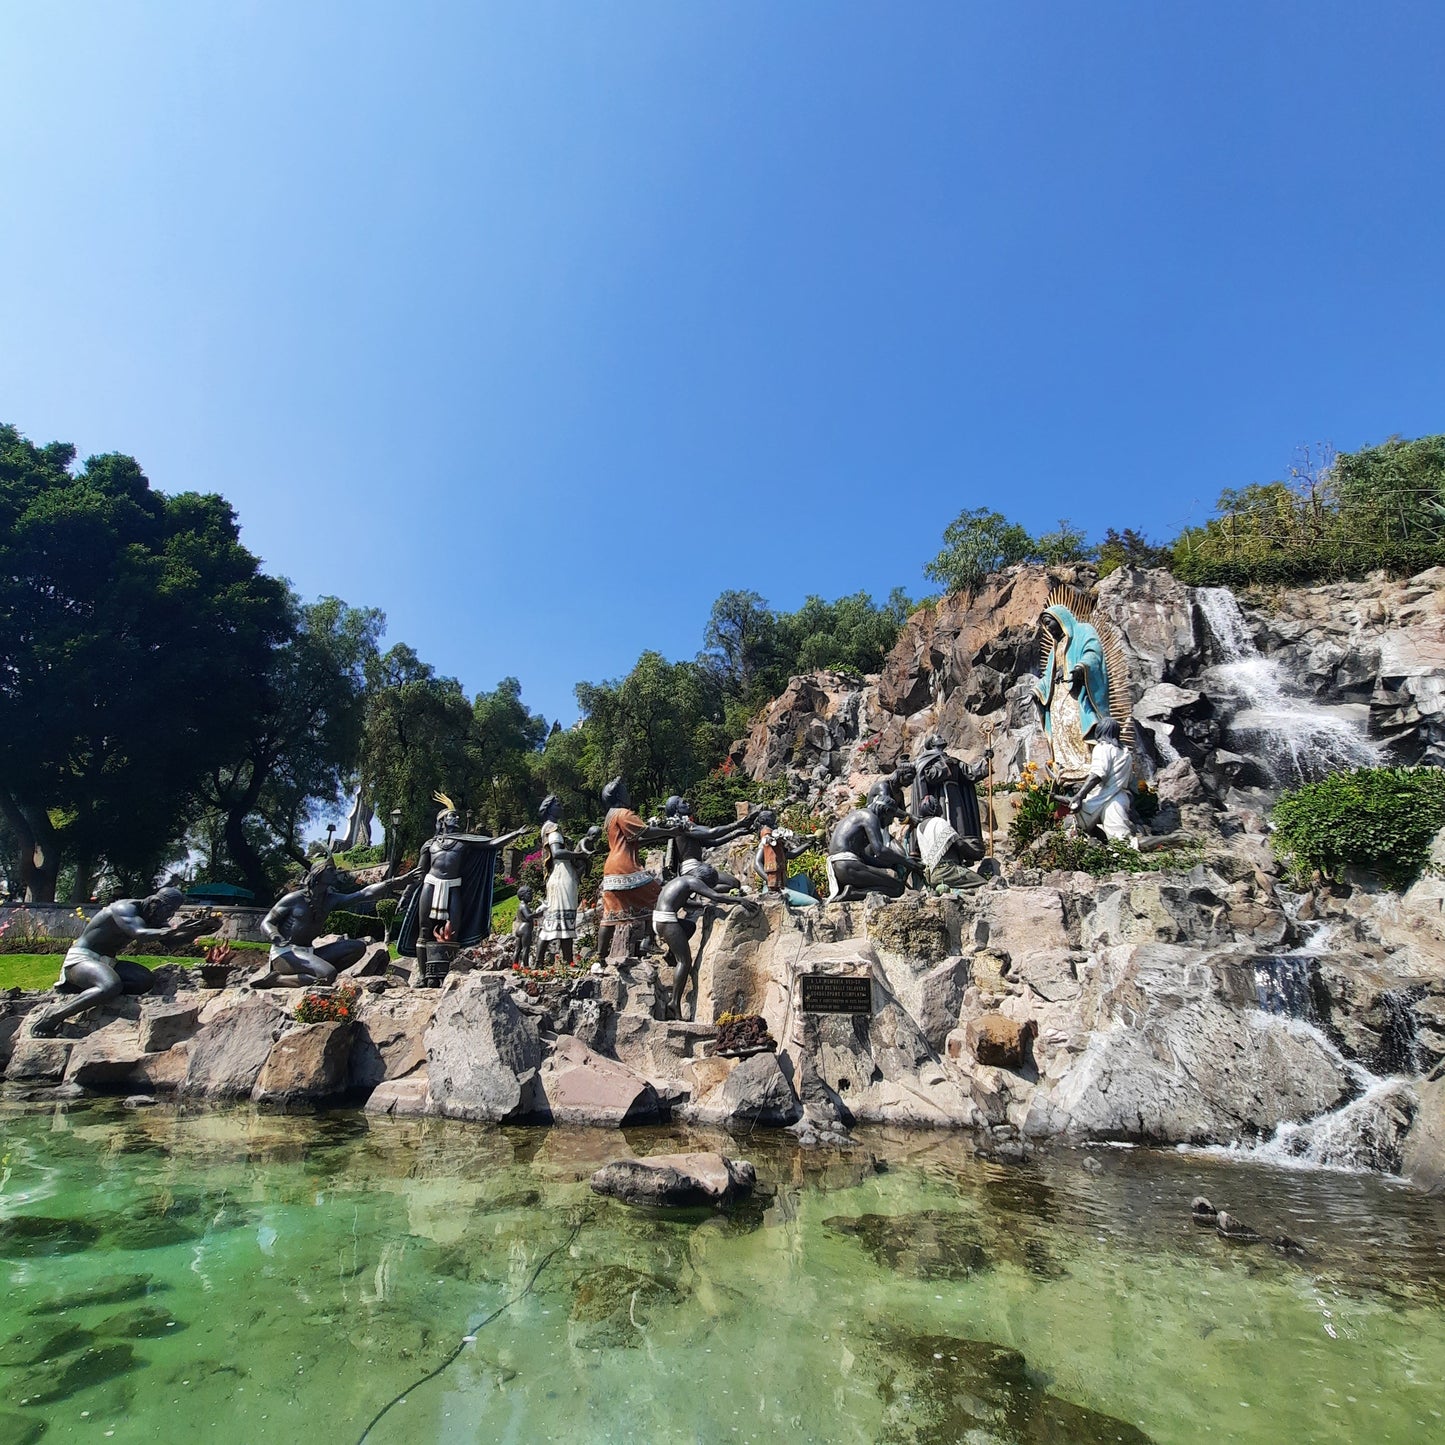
326;822;336;856
389;808;402;875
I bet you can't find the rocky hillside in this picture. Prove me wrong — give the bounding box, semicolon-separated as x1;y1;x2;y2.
730;564;1445;825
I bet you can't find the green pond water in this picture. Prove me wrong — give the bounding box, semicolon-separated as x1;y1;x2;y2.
2;1100;1445;1444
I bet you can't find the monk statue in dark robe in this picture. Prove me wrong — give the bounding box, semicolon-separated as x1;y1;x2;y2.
910;734;992;864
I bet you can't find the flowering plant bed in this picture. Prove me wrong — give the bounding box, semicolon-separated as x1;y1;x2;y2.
294;983;360;1023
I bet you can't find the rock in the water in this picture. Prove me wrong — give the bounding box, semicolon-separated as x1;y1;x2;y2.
965;1013;1037;1070
425;974;541;1122
252;1020;354;1104
533;1034;660;1126
5;1035;73;1084
589;1151;756;1207
1190;1196;1218;1225
1215;1211;1261;1242
182;999;285;1099
714;1049;801;1125
122;1095;158;1109
63;1023;146;1087
364;1073;432;1117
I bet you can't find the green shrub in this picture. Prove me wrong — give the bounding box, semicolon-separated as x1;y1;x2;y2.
374;898;399;940
787;847;830;897
1009;785;1063;850
334;844;386;867
1030;830;1193;877
1271;766;1445;886
686;763;785;826
324;909;385;941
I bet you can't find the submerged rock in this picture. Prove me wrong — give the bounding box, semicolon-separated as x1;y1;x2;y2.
27;1274;161;1316
865;1329;1154;1444
0;1215;102;1257
1190;1196;1218;1225
567;1264;684;1349
825;1211;990;1280
589;1151;756;1208
0;1324;95;1367
11;1341;140;1406
1215;1212;1261;1243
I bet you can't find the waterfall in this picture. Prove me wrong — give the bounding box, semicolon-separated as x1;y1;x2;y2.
1250;1076;1418;1174
1195;586;1379;784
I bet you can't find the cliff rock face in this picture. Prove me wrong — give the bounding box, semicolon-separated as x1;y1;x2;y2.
732;563;1444;804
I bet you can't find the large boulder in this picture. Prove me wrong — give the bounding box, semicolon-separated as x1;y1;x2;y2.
252;1020;354;1104
348;992;437;1089
1403;1075;1445;1193
63;1022;146;1087
714;1050;800;1125
531;1034;661;1126
183;998;287;1099
1025;943;1354;1144
589;1151;756;1208
425;974;541;1122
137;1000;203;1053
5;1034;74;1084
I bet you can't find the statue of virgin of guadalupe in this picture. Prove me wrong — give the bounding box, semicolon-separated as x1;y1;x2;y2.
1032;588;1131;779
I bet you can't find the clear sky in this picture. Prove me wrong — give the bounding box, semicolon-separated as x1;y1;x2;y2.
3;3;1442;724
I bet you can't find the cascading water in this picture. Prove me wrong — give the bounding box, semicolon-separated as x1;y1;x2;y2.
1195;586;1379;784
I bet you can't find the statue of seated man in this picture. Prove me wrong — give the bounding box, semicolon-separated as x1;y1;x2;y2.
254;858;410;987
914;795;987;893
652;864;760;1020
826;796;924;901
29;888;216;1036
1067;719;1138;841
661;795;757;889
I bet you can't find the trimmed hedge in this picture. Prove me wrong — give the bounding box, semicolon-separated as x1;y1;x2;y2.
1271;765;1445;886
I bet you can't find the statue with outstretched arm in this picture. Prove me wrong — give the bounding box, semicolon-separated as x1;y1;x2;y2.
826;796;924;902
653;864;760;1020
597;776;686;962
29;888;219;1036
661;795;759;888
253;858;413;987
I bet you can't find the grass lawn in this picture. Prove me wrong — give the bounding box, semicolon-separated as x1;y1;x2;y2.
0;954;200;992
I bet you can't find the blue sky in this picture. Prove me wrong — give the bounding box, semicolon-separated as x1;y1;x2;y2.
3;3;1442;724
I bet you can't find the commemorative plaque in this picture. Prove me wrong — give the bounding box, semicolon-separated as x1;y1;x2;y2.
799;973;873;1014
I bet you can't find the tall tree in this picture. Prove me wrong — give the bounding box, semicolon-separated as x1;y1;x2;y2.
358;644;479;857
0;424;290;900
197;595;384;896
470;676;548;832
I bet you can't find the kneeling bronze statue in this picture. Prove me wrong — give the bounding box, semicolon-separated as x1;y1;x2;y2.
29;888;217;1036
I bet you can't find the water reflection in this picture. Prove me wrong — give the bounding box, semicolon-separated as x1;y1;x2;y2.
0;1097;1443;1443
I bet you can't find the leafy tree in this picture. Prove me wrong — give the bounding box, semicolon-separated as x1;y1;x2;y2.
701;590;783;699
1096;527;1171;575
358;645;479;857
470;676;548;832
1031;519;1093;565
0;424;290;900
196;595;384;897
572;652;727;810
924;507;1035;595
1334;434;1445;546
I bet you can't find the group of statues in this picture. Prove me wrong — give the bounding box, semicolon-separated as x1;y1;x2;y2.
28;590;1142;1035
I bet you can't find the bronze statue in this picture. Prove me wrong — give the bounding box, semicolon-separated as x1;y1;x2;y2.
661;795;757;890
29;888;216;1036
397;793;526;956
511;884;536;968
1066;718;1138;841
597;777;683;962
826;796;923;901
914;795;986;892
911;734;990;862
535;794;587;970
653;863;760;1020
254;858;408;986
751;809;823;897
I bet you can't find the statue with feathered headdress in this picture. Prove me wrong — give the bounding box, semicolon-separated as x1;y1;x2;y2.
395;790;529;958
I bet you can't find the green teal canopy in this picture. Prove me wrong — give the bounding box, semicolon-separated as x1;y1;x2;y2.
185;882;256;902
